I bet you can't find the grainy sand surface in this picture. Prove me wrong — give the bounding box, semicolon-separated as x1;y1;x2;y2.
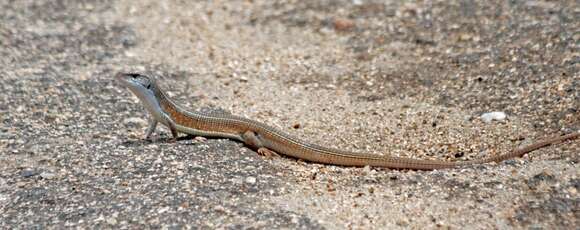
1;0;578;228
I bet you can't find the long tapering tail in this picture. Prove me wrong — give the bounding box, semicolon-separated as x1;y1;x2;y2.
458;131;579;166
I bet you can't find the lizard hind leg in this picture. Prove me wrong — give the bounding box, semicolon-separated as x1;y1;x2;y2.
242;131;280;159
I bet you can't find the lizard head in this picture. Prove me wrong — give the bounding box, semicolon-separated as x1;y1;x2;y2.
116;72;169;120
116;72;156;92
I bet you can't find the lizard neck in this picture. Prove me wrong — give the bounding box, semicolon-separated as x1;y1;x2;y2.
151;82;176;112
150;81;191;123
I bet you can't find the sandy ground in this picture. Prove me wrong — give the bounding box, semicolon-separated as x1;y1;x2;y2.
1;0;579;228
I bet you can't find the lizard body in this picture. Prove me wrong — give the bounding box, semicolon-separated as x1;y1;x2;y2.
116;73;579;170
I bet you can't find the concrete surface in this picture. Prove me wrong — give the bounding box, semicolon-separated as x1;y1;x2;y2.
1;0;578;228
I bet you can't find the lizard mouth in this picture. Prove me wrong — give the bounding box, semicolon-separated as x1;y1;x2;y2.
115;72;151;88
115;72;137;82
115;72;133;85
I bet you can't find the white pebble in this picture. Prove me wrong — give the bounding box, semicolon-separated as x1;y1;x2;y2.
245;176;257;184
40;172;56;180
480;112;507;123
123;117;147;125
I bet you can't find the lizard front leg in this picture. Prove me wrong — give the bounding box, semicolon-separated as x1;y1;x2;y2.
242;130;279;158
144;118;158;140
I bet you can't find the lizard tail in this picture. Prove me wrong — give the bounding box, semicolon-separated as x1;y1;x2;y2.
372;131;579;170
455;131;580;167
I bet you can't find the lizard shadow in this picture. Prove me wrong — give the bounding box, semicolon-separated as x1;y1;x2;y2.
119;134;233;146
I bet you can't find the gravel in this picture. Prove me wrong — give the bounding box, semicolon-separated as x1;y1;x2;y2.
1;0;578;228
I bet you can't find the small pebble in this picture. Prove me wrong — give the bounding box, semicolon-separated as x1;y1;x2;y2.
123;117;147;125
20;169;39;178
480;112;507;123
245;176;257;184
106;217;118;225
40;172;56;180
333;18;355;31
568;187;577;195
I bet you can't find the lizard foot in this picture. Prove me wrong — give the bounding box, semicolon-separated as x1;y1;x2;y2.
257;147;279;159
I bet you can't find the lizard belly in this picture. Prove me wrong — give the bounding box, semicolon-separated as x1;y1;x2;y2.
175;124;244;142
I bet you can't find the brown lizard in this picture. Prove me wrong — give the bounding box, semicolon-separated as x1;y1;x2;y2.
116;72;579;170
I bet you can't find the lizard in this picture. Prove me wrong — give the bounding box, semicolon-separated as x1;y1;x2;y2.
115;72;579;170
